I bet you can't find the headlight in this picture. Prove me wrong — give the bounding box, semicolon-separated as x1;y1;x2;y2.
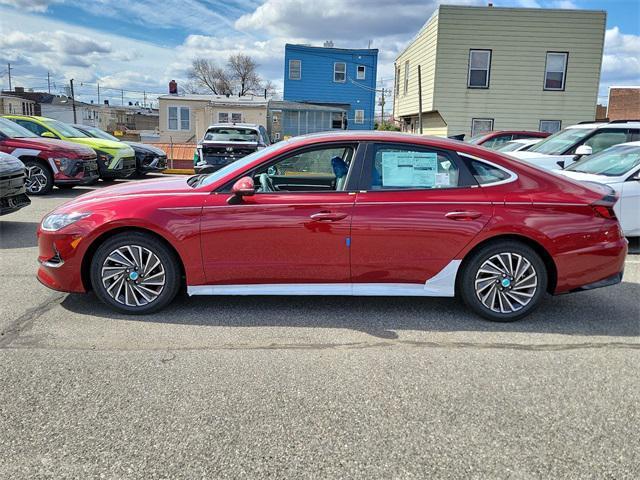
41;211;91;232
95;150;113;163
52;157;74;169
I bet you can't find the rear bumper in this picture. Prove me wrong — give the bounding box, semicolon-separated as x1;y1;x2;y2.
553;237;627;294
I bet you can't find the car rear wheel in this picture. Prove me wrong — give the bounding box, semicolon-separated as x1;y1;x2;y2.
90;232;181;314
24;160;53;195
460;240;547;322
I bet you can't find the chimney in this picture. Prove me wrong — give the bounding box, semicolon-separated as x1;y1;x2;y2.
15;86;25;93
169;80;178;94
104;99;109;106
323;40;334;48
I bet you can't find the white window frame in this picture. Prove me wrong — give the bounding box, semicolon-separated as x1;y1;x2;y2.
468;49;491;89
218;112;229;123
471;118;494;137
544;52;568;91
334;62;346;83
289;59;301;80
539;120;562;133
356;65;366;80
354;109;365;124
168;106;190;131
230;112;243;123
403;61;409;95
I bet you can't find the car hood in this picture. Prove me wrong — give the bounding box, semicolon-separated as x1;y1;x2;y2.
66;137;134;153
125;142;166;156
0;137;95;156
554;169;622;184
509;151;564;160
0;152;25;175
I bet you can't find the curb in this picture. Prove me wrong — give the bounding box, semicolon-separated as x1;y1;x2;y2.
163;168;195;175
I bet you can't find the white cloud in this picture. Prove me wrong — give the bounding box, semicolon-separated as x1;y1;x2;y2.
551;0;578;8
0;0;52;12
600;27;640;97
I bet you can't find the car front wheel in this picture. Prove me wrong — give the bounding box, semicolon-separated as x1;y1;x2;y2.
24;160;53;195
460;240;547;322
90;232;181;314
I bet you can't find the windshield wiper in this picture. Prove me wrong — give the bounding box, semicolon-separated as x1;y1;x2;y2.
187;174;206;187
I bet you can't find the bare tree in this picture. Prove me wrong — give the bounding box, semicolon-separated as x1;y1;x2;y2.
179;79;206;94
262;79;277;97
228;54;262;96
188;58;232;95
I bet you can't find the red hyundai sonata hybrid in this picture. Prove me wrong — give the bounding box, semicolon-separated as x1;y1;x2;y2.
37;132;627;321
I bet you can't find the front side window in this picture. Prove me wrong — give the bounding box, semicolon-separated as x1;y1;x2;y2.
371;145;461;190
544;52;568;90
256;145;355;192
334;62;346;82
0;117;38;138
357;65;366;80
468;50;491;88
354;109;364;124
540;120;561;133
15;119;47;136
581;130;629;154
471;118;494;137
289;59;301;80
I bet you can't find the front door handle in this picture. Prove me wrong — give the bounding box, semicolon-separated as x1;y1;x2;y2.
310;211;348;222
445;211;482;221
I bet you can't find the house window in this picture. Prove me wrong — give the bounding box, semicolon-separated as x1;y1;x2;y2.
544;52;568;90
539;120;561;133
231;112;242;123
168;106;190;130
355;109;364;124
471;118;494;137
403;61;409;94
218;112;229;123
289;59;301;80
357;65;366;80
332;112;343;129
334;62;346;82
468;50;491;88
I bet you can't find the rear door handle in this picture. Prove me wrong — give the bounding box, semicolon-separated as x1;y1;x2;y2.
445;211;482;221
310;211;348;222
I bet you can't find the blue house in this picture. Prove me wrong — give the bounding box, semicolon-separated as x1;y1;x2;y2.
283;44;378;130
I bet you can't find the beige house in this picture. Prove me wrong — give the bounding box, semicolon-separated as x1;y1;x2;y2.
158;94;268;143
0;94;36;116
393;5;606;138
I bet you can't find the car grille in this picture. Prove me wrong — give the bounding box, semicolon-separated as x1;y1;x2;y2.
122;156;136;170
0;192;30;210
83;159;98;176
0;171;27;196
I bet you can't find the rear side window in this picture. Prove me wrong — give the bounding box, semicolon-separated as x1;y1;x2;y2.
463;157;511;185
371;145;461;190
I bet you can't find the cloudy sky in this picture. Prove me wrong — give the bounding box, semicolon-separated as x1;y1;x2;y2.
0;0;638;107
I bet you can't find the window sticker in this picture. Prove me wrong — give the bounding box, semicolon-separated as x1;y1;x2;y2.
381;151;439;187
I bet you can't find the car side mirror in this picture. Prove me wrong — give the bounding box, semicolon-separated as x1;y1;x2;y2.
574;145;592;157
629;170;640;182
40;131;57;139
227;176;255;204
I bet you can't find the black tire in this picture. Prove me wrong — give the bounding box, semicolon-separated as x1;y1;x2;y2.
90;231;181;314
23;159;54;195
459;240;548;322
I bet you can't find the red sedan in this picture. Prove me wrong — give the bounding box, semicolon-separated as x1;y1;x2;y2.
37;132;627;321
467;130;550;150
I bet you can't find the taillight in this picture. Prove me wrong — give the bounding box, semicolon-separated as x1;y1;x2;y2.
591;205;617;220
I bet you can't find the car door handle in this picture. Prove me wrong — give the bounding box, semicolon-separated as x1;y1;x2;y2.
445;211;483;221
310;212;348;222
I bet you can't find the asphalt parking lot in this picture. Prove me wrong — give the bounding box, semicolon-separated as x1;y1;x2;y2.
0;177;638;479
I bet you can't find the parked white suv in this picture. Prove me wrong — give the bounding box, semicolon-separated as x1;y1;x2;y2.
509;121;640;170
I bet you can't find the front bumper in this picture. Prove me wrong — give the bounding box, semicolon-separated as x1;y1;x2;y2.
55;159;99;185
37;226;88;293
138;154;167;173
98;156;137;179
0;192;30;215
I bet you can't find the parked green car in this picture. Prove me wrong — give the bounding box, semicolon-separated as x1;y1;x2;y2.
3;115;136;179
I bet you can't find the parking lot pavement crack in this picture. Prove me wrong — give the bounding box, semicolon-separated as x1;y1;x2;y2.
0;293;66;348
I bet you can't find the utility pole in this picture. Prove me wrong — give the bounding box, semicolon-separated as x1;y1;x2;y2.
121;89;124;106
7;63;12;92
417;65;423;134
47;72;51;93
143;90;147;108
380;88;385;127
69;79;77;123
97;83;100;105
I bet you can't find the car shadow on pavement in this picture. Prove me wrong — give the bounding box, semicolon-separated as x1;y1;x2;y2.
60;281;640;339
0;221;40;248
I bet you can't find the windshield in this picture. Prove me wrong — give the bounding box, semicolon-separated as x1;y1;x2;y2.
467;133;487;144
43;119;88;138
197;140;293;188
81;126;120;142
0;117;38;138
203;127;259;142
565;144;640;177
528;127;593;155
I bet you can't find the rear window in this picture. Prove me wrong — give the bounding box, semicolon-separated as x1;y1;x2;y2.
203;128;259;142
464;157;511;185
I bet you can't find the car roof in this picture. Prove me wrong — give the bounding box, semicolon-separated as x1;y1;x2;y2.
508;138;541;144
206;123;261;129
568;121;640;130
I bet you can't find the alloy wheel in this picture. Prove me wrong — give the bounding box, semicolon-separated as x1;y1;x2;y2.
25;164;49;194
101;245;166;307
474;252;538;314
